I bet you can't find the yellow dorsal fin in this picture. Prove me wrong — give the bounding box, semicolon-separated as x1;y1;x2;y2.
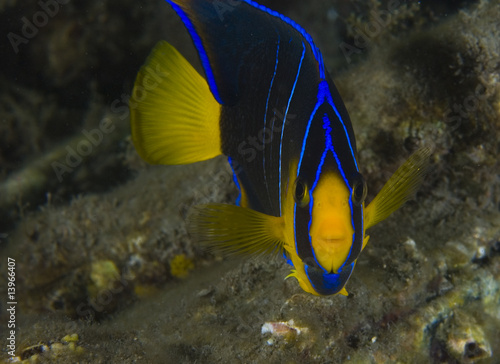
188;204;286;256
364;147;431;230
130;41;222;165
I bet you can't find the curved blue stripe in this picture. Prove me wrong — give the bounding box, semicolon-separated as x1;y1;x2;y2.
306;113;356;273
165;1;223;104
308;146;329;273
279;42;306;214
331;147;356;271
227;156;242;206
330;145;348;188
300;81;358;173
318;81;358;171
305;262;354;295
305;114;332;271
241;0;324;78
297;82;329;176
263;36;281;208
166;0;327;103
327;99;358;171
327;124;356;271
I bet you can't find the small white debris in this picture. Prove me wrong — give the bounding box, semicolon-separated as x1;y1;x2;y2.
404;238;417;249
475;246;486;260
261;319;308;342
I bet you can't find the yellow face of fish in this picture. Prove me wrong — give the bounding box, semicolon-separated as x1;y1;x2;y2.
309;172;354;274
281;164;360;297
283;145;430;297
279;148;368;297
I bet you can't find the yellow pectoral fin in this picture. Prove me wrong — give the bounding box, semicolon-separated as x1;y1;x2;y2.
130;41;222;165
365;147;431;230
188;204;286;257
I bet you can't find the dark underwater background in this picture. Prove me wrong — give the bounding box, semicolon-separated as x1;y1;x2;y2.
0;0;499;362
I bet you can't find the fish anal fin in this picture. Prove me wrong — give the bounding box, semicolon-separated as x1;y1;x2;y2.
188;204;285;256
365;147;431;230
130;41;221;165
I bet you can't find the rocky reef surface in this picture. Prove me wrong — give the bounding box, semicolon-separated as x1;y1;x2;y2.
0;0;499;363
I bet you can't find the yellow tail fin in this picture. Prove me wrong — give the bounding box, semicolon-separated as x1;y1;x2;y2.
130;41;222;165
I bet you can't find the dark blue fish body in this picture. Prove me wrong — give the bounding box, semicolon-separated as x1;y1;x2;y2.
131;0;430;296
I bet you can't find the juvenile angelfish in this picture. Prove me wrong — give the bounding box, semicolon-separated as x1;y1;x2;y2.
130;0;430;296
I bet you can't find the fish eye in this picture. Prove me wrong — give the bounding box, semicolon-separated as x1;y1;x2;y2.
351;174;367;206
293;178;309;207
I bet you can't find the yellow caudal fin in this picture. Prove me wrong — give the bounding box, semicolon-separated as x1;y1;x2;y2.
188;204;286;256
130;41;222;165
364;147;431;230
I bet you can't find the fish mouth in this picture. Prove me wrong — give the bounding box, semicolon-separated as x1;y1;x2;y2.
311;234;350;273
315;236;346;245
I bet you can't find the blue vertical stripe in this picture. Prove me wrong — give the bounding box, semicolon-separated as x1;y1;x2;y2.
307;145;329;273
165;1;223;104
278;41;306;215
227;156;242;206
241;0;323;71
166;0;329;104
303;113;357;274
263;37;281;208
327;100;359;171
300;81;358;173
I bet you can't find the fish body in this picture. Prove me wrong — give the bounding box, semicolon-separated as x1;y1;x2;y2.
130;0;430;296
